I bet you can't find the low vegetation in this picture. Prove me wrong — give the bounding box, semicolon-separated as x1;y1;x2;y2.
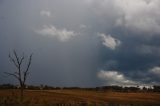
0;89;160;106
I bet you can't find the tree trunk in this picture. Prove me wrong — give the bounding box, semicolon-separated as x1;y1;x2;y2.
20;86;24;101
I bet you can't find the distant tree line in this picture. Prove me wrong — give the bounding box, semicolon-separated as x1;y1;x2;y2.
0;84;17;89
0;84;160;92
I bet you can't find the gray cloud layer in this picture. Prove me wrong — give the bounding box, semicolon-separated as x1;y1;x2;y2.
0;0;160;87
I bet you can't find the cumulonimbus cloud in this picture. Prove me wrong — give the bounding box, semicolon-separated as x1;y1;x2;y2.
115;0;160;33
98;33;121;50
97;70;136;85
87;0;160;34
36;25;76;42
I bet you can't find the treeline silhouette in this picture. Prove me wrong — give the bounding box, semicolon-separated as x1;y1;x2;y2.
0;84;160;92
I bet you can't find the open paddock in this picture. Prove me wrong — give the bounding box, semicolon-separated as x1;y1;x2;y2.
0;89;160;106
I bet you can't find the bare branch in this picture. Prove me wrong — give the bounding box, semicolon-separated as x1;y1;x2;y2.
13;50;20;65
14;72;19;75
4;72;19;80
9;53;19;68
23;53;33;83
26;53;33;73
19;53;24;65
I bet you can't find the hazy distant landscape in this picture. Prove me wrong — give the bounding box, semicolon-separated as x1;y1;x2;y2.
0;84;160;106
1;0;160;105
0;89;160;106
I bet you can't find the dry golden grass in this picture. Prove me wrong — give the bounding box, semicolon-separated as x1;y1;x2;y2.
0;89;160;106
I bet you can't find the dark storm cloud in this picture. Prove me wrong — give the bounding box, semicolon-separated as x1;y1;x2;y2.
0;0;160;86
87;0;160;85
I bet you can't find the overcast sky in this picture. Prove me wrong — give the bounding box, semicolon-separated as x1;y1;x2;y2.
0;0;160;87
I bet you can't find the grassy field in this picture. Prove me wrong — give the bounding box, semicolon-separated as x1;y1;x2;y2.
0;89;160;106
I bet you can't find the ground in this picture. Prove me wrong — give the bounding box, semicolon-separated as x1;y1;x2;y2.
0;89;160;106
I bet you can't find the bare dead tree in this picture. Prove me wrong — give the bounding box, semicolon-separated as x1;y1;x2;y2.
4;50;33;101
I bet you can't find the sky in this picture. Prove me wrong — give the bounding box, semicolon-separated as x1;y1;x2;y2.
0;0;160;87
